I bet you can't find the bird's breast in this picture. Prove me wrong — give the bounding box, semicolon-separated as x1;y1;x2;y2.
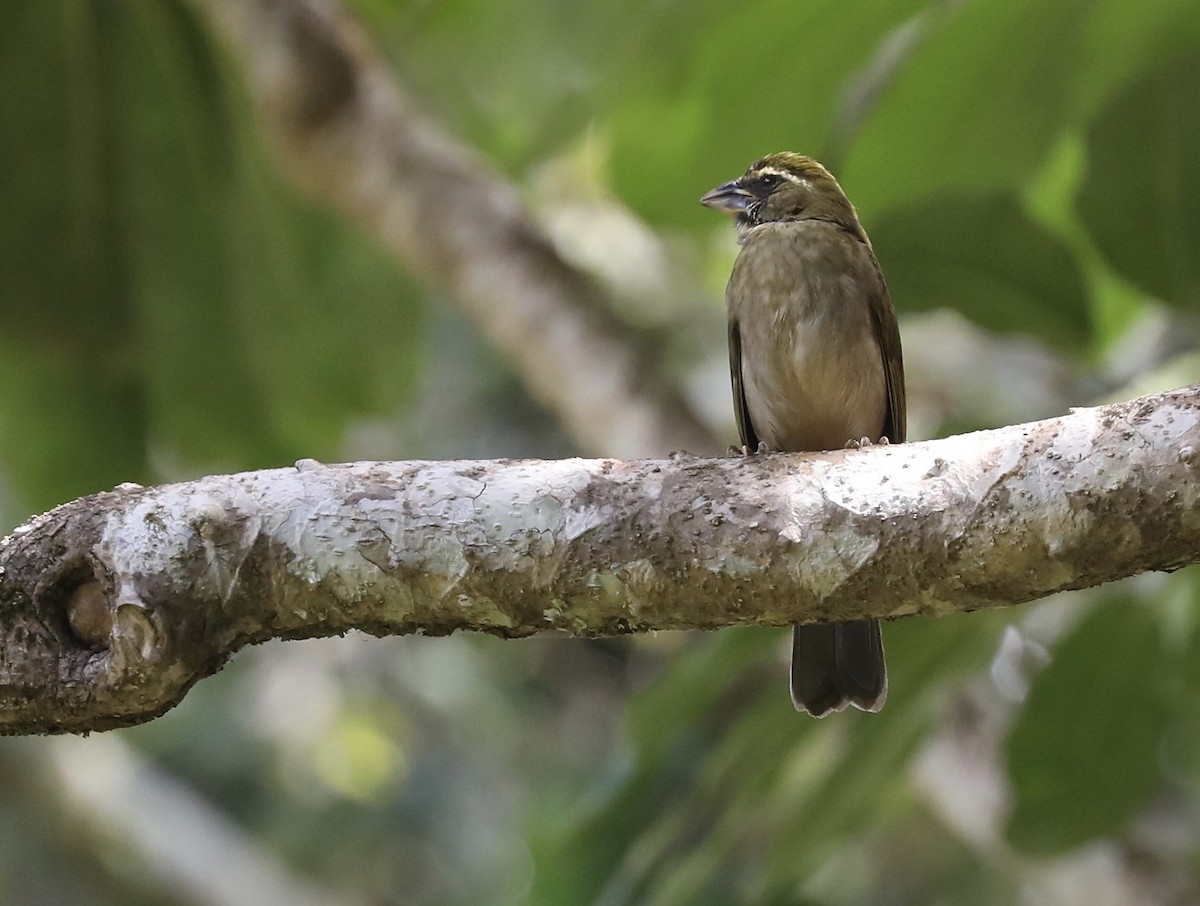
729;223;888;452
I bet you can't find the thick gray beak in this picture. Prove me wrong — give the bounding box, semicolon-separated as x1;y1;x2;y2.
700;179;752;214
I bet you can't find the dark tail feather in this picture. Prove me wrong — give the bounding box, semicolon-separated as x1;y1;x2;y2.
790;620;887;716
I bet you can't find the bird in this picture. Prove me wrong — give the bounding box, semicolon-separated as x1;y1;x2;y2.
700;152;906;716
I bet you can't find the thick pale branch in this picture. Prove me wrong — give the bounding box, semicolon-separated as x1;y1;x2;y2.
188;0;713;458
3;386;1200;734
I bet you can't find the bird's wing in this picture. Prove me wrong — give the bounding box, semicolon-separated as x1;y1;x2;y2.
727;318;759;450
870;279;906;445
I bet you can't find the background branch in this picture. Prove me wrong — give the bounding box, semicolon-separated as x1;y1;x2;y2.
187;0;714;459
2;385;1198;735
4;735;356;906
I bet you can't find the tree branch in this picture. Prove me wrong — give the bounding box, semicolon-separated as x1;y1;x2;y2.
188;0;714;458
2;385;1199;734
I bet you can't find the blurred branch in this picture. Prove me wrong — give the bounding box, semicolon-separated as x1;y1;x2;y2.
1;385;1199;733
187;0;714;459
6;735;357;906
824;2;955;169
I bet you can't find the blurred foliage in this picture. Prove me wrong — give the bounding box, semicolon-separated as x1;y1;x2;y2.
871;194;1092;350
1078;51;1200;310
527;613;1011;905
2;0;1200;903
0;1;423;514
1005;595;1174;854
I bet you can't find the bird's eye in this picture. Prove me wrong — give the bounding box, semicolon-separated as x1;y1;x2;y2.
758;174;780;189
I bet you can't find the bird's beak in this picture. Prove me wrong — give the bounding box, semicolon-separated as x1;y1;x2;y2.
700;179;752;215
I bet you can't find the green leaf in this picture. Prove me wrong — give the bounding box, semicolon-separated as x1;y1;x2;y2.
761;613;1007;893
526;628;780;906
101;2;286;469
0;3;149;514
870;194;1091;349
838;0;1200;223
604;0;931;228
1077;51;1200;308
1069;0;1200;122
529;611;1009;905
0;1;426;511
1005;599;1171;855
842;0;1096;221
1154;574;1200;802
0;339;148;517
0;2;134;350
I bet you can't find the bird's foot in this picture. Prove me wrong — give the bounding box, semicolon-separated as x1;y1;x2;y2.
729;441;777;456
844;436;889;450
729;441;773;457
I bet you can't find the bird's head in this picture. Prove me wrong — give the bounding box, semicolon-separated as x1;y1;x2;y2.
700;152;860;234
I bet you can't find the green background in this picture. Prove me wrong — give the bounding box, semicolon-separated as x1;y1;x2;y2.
2;1;1200;902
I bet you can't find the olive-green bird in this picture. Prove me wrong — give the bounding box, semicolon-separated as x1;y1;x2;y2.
701;152;906;716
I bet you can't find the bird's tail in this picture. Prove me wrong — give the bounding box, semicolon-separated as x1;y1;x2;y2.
790;620;887;716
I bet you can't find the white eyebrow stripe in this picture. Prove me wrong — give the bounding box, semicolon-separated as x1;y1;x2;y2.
755;167;805;184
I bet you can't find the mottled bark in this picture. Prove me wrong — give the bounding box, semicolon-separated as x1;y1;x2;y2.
187;0;713;459
2;386;1199;734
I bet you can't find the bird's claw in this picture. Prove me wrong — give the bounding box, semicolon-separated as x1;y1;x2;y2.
844;436;893;450
729;441;774;457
